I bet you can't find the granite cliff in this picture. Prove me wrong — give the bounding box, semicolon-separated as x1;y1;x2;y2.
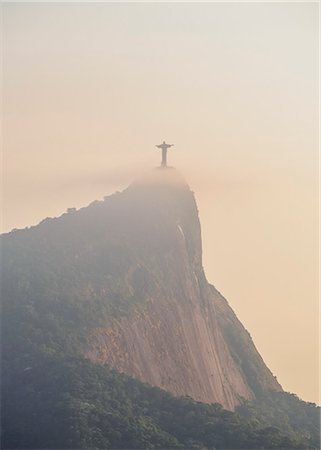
2;168;281;411
80;168;282;409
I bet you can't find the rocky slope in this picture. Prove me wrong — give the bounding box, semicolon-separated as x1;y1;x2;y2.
81;168;282;409
1;168;281;411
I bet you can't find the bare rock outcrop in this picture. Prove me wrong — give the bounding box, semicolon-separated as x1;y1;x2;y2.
83;168;282;409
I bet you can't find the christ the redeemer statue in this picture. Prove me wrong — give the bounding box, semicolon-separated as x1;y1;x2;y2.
156;141;174;167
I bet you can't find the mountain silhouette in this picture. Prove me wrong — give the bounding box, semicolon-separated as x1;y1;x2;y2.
1;168;319;449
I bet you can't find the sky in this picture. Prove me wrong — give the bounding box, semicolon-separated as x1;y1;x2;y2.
2;2;319;404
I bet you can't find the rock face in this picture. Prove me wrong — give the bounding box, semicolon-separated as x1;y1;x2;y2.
82;168;282;409
2;167;281;411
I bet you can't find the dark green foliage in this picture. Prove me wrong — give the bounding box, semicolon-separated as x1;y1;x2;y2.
1;188;320;449
236;392;320;449
2;350;319;450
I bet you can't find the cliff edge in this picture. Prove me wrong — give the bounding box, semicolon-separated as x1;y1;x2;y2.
2;168;282;410
82;168;282;409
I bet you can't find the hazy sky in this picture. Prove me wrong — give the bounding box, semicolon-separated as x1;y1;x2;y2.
2;2;319;404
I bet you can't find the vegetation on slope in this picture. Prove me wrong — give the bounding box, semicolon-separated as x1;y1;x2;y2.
1;189;320;449
2;262;319;449
2;350;320;450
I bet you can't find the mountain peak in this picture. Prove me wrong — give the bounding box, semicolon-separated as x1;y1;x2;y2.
2;167;282;411
129;167;188;190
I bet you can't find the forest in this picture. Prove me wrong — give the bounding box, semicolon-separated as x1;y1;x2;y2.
1;213;320;450
2;347;320;450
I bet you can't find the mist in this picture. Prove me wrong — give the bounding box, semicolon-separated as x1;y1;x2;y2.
3;2;318;405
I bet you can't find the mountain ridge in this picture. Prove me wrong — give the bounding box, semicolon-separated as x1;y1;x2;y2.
81;168;282;408
2;168;320;449
2;168;281;410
